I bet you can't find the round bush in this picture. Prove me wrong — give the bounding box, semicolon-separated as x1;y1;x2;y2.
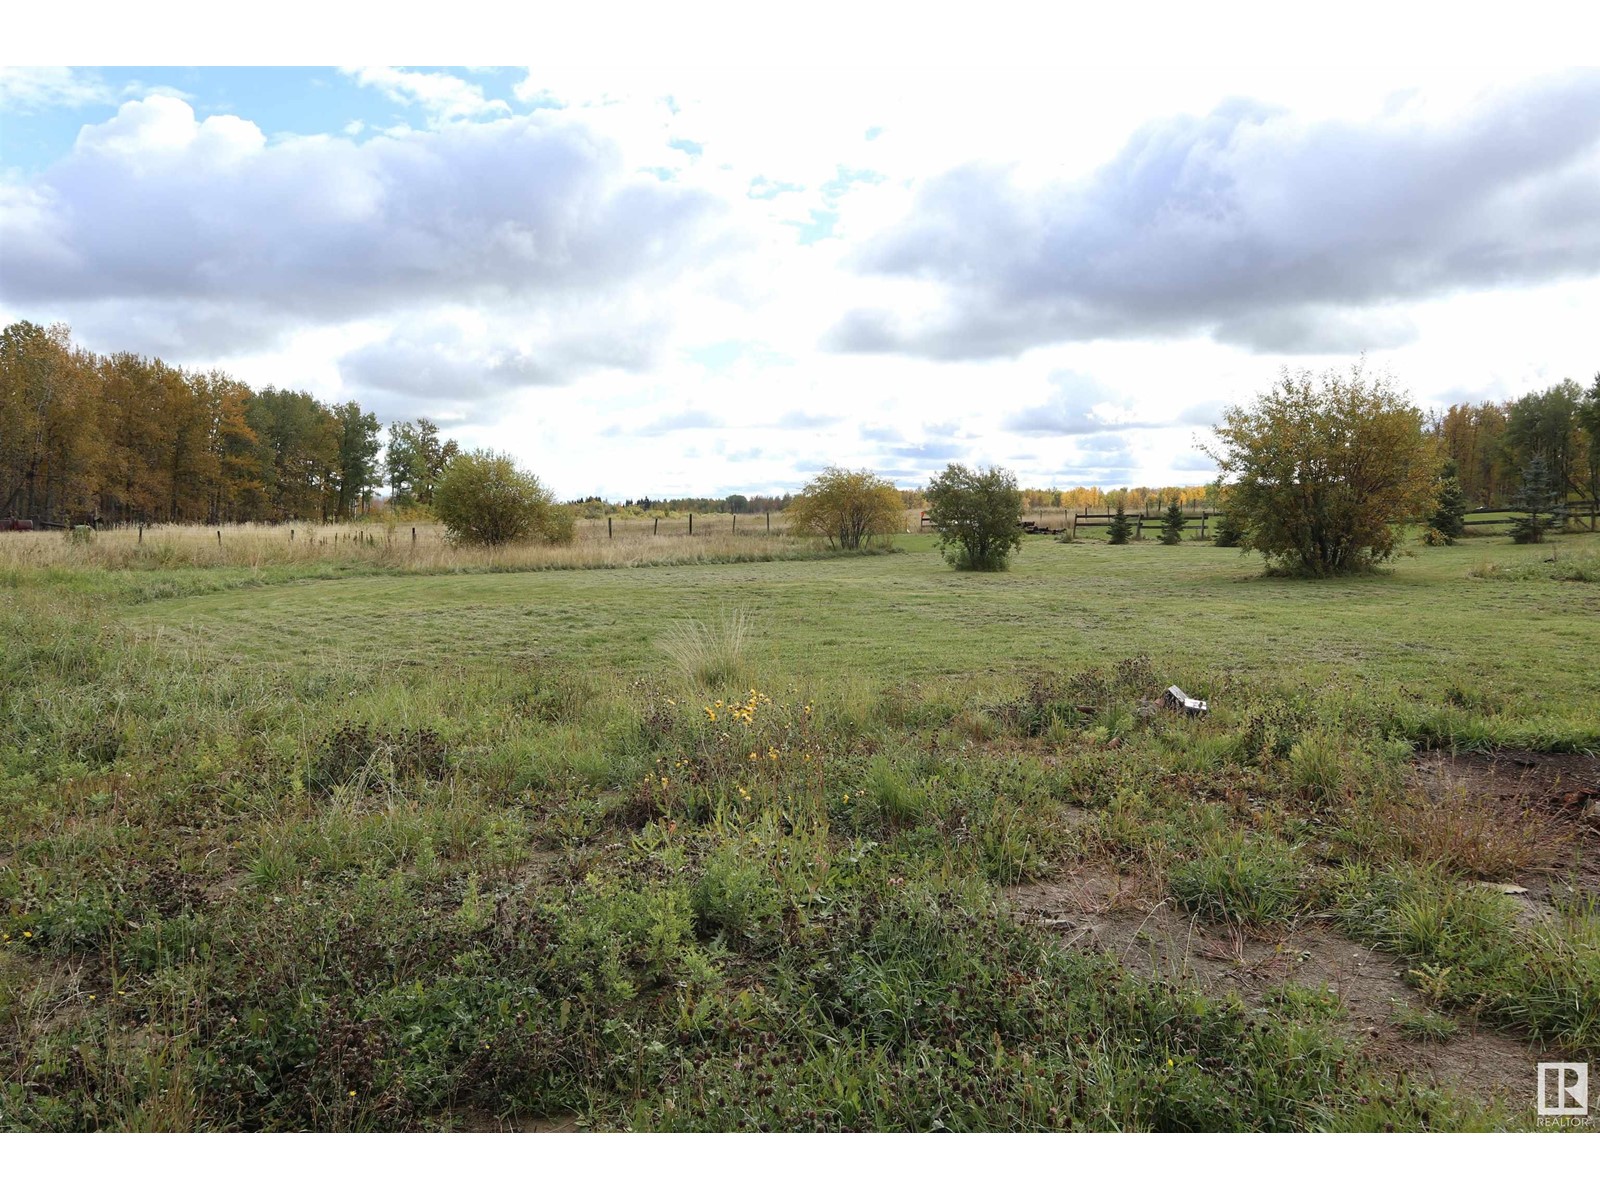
433;451;574;547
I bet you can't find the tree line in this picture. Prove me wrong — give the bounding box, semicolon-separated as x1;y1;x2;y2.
0;321;460;526
6;318;1596;528
1433;378;1600;509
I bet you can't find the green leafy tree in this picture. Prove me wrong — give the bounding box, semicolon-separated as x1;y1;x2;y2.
386;420;419;508
925;463;1023;570
1106;497;1133;545
386;418;459;509
414;418;459;506
1508;453;1564;544
329;401;381;521
1207;365;1441;576
786;466;903;550
1159;499;1186;545
246;386;340;521
1505;380;1585;505
433;451;574;546
1427;461;1468;545
1579;373;1600;530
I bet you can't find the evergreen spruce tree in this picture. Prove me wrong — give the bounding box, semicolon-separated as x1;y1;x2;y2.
1427;462;1469;544
1509;453;1564;544
1212;507;1244;547
1159;499;1186;545
1107;497;1133;545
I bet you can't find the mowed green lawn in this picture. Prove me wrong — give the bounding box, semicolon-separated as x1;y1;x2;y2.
145;532;1600;715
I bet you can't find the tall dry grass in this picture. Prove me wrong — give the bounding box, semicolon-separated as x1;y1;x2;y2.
657;607;757;688
0;521;833;575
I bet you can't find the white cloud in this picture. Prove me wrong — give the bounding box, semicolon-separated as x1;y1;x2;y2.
344;66;511;125
832;72;1600;359
7;64;1600;498
0;66;112;112
2;95;729;369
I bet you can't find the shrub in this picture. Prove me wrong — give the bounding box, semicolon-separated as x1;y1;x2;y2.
786;467;903;549
1207;364;1441;575
928;464;1024;569
433;451;573;547
925;464;1023;570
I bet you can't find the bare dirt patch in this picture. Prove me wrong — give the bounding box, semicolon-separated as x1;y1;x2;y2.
1010;865;1540;1118
1410;750;1600;906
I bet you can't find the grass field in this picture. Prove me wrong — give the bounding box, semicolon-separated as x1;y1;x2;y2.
3;528;1598;1130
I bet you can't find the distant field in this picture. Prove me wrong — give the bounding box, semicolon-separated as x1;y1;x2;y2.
3;528;1597;1131
0;518;822;577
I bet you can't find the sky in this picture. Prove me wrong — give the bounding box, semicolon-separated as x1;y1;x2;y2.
4;16;1600;500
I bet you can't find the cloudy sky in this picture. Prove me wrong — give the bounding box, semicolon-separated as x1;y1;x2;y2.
4;42;1599;498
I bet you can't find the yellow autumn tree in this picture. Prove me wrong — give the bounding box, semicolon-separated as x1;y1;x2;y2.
1208;365;1441;576
786;466;904;550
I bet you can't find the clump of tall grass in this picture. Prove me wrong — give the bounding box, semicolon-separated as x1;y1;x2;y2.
1334;863;1600;1050
1288;730;1347;807
1169;831;1307;927
657;607;756;689
1468;550;1600;583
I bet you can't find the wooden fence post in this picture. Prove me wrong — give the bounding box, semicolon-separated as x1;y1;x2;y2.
766;511;771;535
412;527;417;543
654;517;659;536
732;513;737;535
689;513;694;535
217;529;222;546
608;517;613;538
